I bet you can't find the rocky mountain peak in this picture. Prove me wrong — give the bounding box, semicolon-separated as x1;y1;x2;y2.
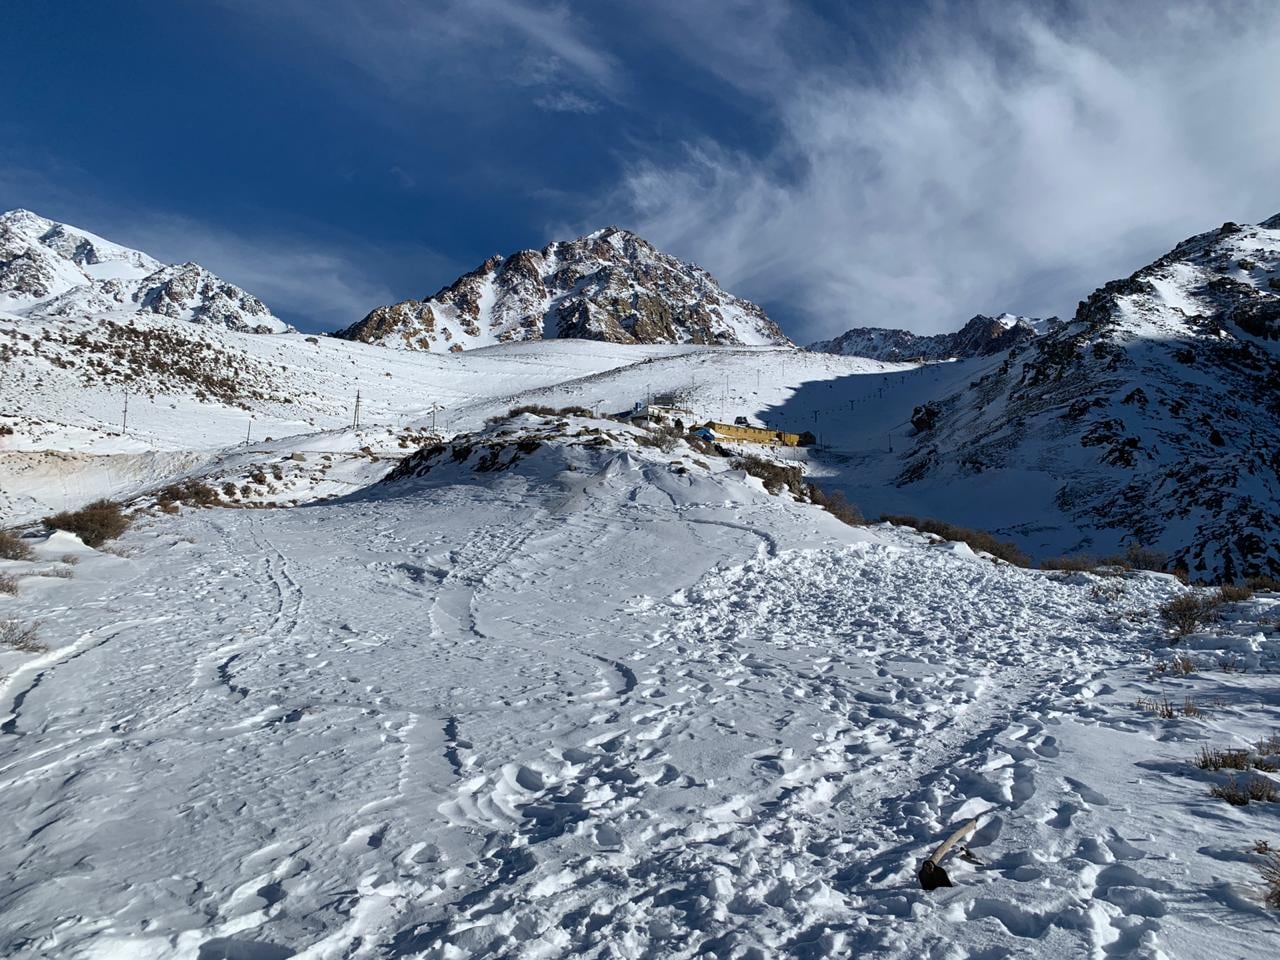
335;227;790;351
0;209;289;334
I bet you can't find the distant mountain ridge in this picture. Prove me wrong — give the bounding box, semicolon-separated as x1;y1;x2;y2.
897;212;1280;580
809;313;1053;361
335;226;791;351
0;209;289;333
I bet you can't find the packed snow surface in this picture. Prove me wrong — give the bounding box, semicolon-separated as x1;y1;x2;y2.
3;423;1279;958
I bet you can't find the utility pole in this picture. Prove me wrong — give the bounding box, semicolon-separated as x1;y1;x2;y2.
352;389;362;431
120;389;128;436
428;402;444;436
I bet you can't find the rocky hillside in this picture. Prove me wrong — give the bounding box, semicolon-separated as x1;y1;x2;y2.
335;226;791;351
0;209;289;333
898;213;1280;581
809;313;1050;361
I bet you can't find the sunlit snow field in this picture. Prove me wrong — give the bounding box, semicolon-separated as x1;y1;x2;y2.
4;419;1280;958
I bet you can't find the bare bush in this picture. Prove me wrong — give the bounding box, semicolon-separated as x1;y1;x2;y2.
1253;842;1280;908
43;500;131;548
733;456;805;495
1159;594;1219;636
0;619;45;652
881;514;1030;567
0;529;33;560
0;573;16;595
1245;575;1280;592
1211;775;1280;806
1219;584;1254;603
1041;554;1101;572
1195;746;1253;771
157;478;220;508
807;484;864;527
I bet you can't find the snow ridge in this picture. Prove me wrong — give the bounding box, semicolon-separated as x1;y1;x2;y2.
809;313;1052;361
334;226;792;351
0;209;290;333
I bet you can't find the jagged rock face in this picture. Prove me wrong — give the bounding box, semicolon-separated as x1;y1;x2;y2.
809;313;1048;361
0;209;289;333
335;226;791;351
897;215;1280;581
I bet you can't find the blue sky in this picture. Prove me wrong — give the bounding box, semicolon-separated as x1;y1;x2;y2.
2;1;1278;339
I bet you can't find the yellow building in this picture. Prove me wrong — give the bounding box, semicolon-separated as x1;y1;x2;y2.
701;421;808;446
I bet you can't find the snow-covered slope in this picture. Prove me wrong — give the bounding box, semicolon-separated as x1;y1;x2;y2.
4;414;1279;958
0;209;289;332
335;226;791;351
891;214;1280;580
809;313;1051;361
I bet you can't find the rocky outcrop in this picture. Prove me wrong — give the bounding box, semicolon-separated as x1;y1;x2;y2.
335;226;791;351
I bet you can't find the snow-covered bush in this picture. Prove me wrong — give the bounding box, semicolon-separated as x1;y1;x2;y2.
0;573;16;595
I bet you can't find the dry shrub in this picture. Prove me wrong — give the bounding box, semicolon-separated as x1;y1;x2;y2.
1041;554;1101;572
1218;584;1254;603
1136;694;1201;719
1246;575;1280;592
60;554;79;566
636;425;681;453
1159;594;1219;636
1043;544;1167;574
807;484;864;526
1254;842;1280;909
157;478;220;508
0;573;16;595
1118;544;1167;572
43;500;130;548
1211;775;1280;806
1150;654;1195;678
0;529;33;560
1196;746;1253;771
733;456;805;495
881;514;1030;567
0;619;45;652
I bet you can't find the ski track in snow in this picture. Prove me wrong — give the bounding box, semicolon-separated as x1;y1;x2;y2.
1;467;1279;959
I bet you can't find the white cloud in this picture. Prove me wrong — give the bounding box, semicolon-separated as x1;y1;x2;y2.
533;90;603;114
608;1;1280;341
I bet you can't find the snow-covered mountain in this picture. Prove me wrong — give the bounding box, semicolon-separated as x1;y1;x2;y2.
335;226;791;351
896;213;1280;580
0;209;289;333
809;313;1051;361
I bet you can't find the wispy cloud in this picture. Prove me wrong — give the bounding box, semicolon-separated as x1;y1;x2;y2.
222;0;621;111
118;215;412;332
603;1;1280;341
533;90;602;114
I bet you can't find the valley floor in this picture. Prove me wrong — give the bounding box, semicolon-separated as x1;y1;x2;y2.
2;455;1279;959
